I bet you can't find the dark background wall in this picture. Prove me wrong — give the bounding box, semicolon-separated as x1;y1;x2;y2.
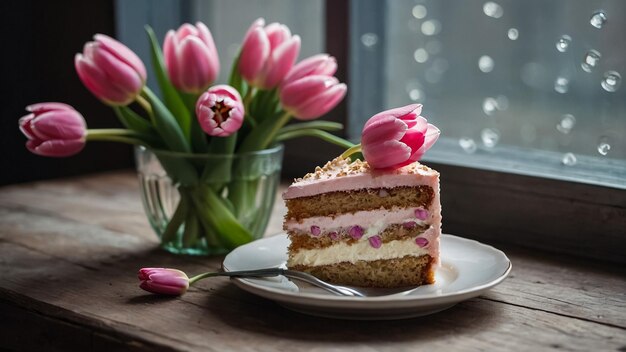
0;0;133;185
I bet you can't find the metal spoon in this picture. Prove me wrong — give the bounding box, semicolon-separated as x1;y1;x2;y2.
211;268;365;297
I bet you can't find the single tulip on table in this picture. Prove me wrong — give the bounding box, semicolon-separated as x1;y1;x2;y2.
18;18;354;256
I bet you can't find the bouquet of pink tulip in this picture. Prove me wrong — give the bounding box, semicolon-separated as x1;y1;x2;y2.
18;19;351;255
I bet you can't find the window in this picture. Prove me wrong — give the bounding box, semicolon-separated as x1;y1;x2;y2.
116;0;625;263
350;0;626;189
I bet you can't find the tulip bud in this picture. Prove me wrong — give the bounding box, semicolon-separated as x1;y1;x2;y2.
239;18;301;89
163;22;220;94
75;34;147;106
361;104;440;169
18;103;87;157
138;268;189;296
196;85;244;137
282;54;337;88
280;75;347;120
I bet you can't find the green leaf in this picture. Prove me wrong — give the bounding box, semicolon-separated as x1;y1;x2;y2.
113;106;154;133
228;53;246;95
145;25;192;140
191;186;253;249
278;121;344;134
180;92;209;153
143;87;191;153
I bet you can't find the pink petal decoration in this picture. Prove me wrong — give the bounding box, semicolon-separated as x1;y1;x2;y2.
348;225;364;240
415;237;429;248
368;235;382;249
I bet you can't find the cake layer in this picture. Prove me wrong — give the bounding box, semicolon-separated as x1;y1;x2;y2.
285;186;434;220
288;223;430;250
284;207;432;236
290;255;435;288
283;157;439;200
287;236;436;267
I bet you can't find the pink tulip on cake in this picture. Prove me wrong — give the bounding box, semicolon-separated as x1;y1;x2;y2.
361;104;440;169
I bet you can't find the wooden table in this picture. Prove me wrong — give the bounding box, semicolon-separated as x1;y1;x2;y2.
1;171;624;351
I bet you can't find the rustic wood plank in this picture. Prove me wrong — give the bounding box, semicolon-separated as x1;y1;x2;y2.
1;240;625;352
485;246;626;329
1;171;625;351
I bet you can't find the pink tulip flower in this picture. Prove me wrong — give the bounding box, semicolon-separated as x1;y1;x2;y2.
138;268;189;296
75;34;147;106
164;22;220;93
280;75;347;120
196;85;244;137
361;104;440;169
18;103;87;157
239;18;301;89
281;54;337;88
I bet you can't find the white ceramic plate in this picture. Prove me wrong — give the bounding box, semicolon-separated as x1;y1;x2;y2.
223;233;511;320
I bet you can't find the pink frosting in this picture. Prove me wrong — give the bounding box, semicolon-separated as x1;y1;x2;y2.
283;158;439;199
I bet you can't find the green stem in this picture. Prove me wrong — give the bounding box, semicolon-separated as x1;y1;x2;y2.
275;129;354;149
188;272;220;285
243;88;257;127
181;92;208;152
136;94;153;117
161;193;188;245
238;111;292;152
86;130;149;146
181;207;200;248
340;143;362;159
278;121;344;134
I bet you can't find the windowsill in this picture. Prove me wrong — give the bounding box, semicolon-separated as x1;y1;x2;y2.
424;137;626;190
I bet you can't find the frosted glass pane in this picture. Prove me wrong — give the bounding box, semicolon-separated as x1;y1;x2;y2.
350;0;626;187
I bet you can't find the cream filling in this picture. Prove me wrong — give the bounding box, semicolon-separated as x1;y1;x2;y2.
284;207;430;238
287;238;430;267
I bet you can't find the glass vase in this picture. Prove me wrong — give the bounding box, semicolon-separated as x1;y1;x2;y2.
134;144;284;255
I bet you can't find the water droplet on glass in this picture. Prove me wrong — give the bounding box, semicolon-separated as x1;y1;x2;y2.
597;136;611;156
414;48;429;63
361;33;378;49
409;88;424;102
481;128;500;148
482;97;498;115
421;20;441;36
405;80;421;93
459;138;477;153
507;28;519;40
495;95;509;110
554;77;569;94
483;2;503;18
556;35;571;52
478;55;495;73
581;49;601;73
412;5;427;19
562;153;577;166
425;69;441;83
432;58;449;73
601;71;621;92
425;40;442;55
590;11;607;29
556;114;576;134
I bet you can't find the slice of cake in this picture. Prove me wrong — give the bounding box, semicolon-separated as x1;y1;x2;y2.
283;156;441;288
